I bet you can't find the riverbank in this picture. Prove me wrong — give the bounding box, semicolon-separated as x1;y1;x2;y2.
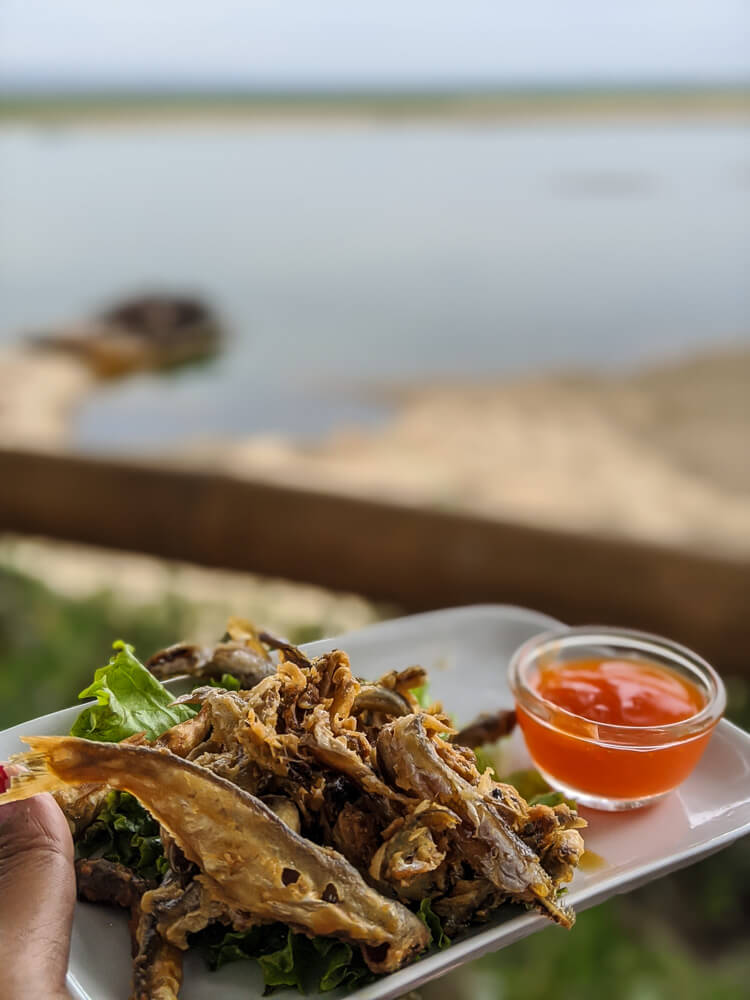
2;343;748;558
2;86;749;127
207;345;750;557
0;347;93;448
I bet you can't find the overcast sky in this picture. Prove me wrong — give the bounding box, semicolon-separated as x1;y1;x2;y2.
1;0;748;89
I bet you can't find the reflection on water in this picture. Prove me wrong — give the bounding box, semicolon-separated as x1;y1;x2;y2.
0;120;748;447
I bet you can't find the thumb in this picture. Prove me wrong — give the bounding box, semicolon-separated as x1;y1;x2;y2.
0;792;76;1000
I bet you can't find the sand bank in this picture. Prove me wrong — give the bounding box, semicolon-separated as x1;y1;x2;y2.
0;347;93;448
2;343;748;559
211;347;750;558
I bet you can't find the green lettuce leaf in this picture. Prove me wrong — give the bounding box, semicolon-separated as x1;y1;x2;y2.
529;790;571;807
71;640;198;742
208;672;241;691
412;682;431;709
473;746;499;779
502;768;578;810
194;924;374;994
197;925;287;972
417;897;451;950
312;938;367;992
257;931;304;992
75;790;168;881
201;926;273;971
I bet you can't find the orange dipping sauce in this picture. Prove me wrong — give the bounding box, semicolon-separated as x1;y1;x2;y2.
535;657;705;727
516;656;714;802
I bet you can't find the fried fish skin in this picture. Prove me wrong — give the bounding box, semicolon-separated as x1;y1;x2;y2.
5;735;429;973
74;857;182;999
132;900;184;1000
75;857;155;912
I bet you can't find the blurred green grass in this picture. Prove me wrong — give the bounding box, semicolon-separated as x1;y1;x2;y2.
0;564;196;730
1;562;748;998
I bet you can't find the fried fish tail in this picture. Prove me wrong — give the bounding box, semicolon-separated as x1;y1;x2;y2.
2;735;428;973
1;744;67;801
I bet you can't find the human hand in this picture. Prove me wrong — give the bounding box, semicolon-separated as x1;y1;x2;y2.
0;767;75;1000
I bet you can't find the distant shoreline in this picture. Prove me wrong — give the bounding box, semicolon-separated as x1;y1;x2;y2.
2;88;749;126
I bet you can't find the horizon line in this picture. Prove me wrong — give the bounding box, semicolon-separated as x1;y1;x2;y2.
2;77;750;99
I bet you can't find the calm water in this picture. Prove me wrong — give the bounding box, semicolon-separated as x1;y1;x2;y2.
1;119;748;448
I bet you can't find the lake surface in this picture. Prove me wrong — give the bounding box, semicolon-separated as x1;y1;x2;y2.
0;119;748;448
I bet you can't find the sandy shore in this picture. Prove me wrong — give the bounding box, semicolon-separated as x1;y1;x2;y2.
209;346;750;558
0;347;93;448
1;343;748;559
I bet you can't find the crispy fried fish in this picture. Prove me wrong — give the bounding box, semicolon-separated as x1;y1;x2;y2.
377;714;576;926
2;735;429;972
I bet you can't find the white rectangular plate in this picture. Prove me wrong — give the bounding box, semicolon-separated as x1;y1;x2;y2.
2;605;749;1000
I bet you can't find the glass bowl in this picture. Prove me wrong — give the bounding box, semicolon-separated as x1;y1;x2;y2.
508;627;726;811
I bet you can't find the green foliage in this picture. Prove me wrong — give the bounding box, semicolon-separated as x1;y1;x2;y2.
473;745;498;778
198;924;287;973
471;894;750;1000
417;897;451;950
0;564;195;730
259;932;373;994
256;931;307;993
412;682;431;709
208;672;241;691
195;924;373;994
310;937;371;992
76;790;168;881
71;640;199;742
622;836;750;958
501;767;578;809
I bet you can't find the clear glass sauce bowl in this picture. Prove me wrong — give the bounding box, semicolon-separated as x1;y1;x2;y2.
508;627;726;811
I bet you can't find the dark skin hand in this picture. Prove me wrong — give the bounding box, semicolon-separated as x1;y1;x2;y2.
0;787;75;1000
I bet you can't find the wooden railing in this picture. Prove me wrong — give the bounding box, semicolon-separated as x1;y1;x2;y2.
1;446;748;674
